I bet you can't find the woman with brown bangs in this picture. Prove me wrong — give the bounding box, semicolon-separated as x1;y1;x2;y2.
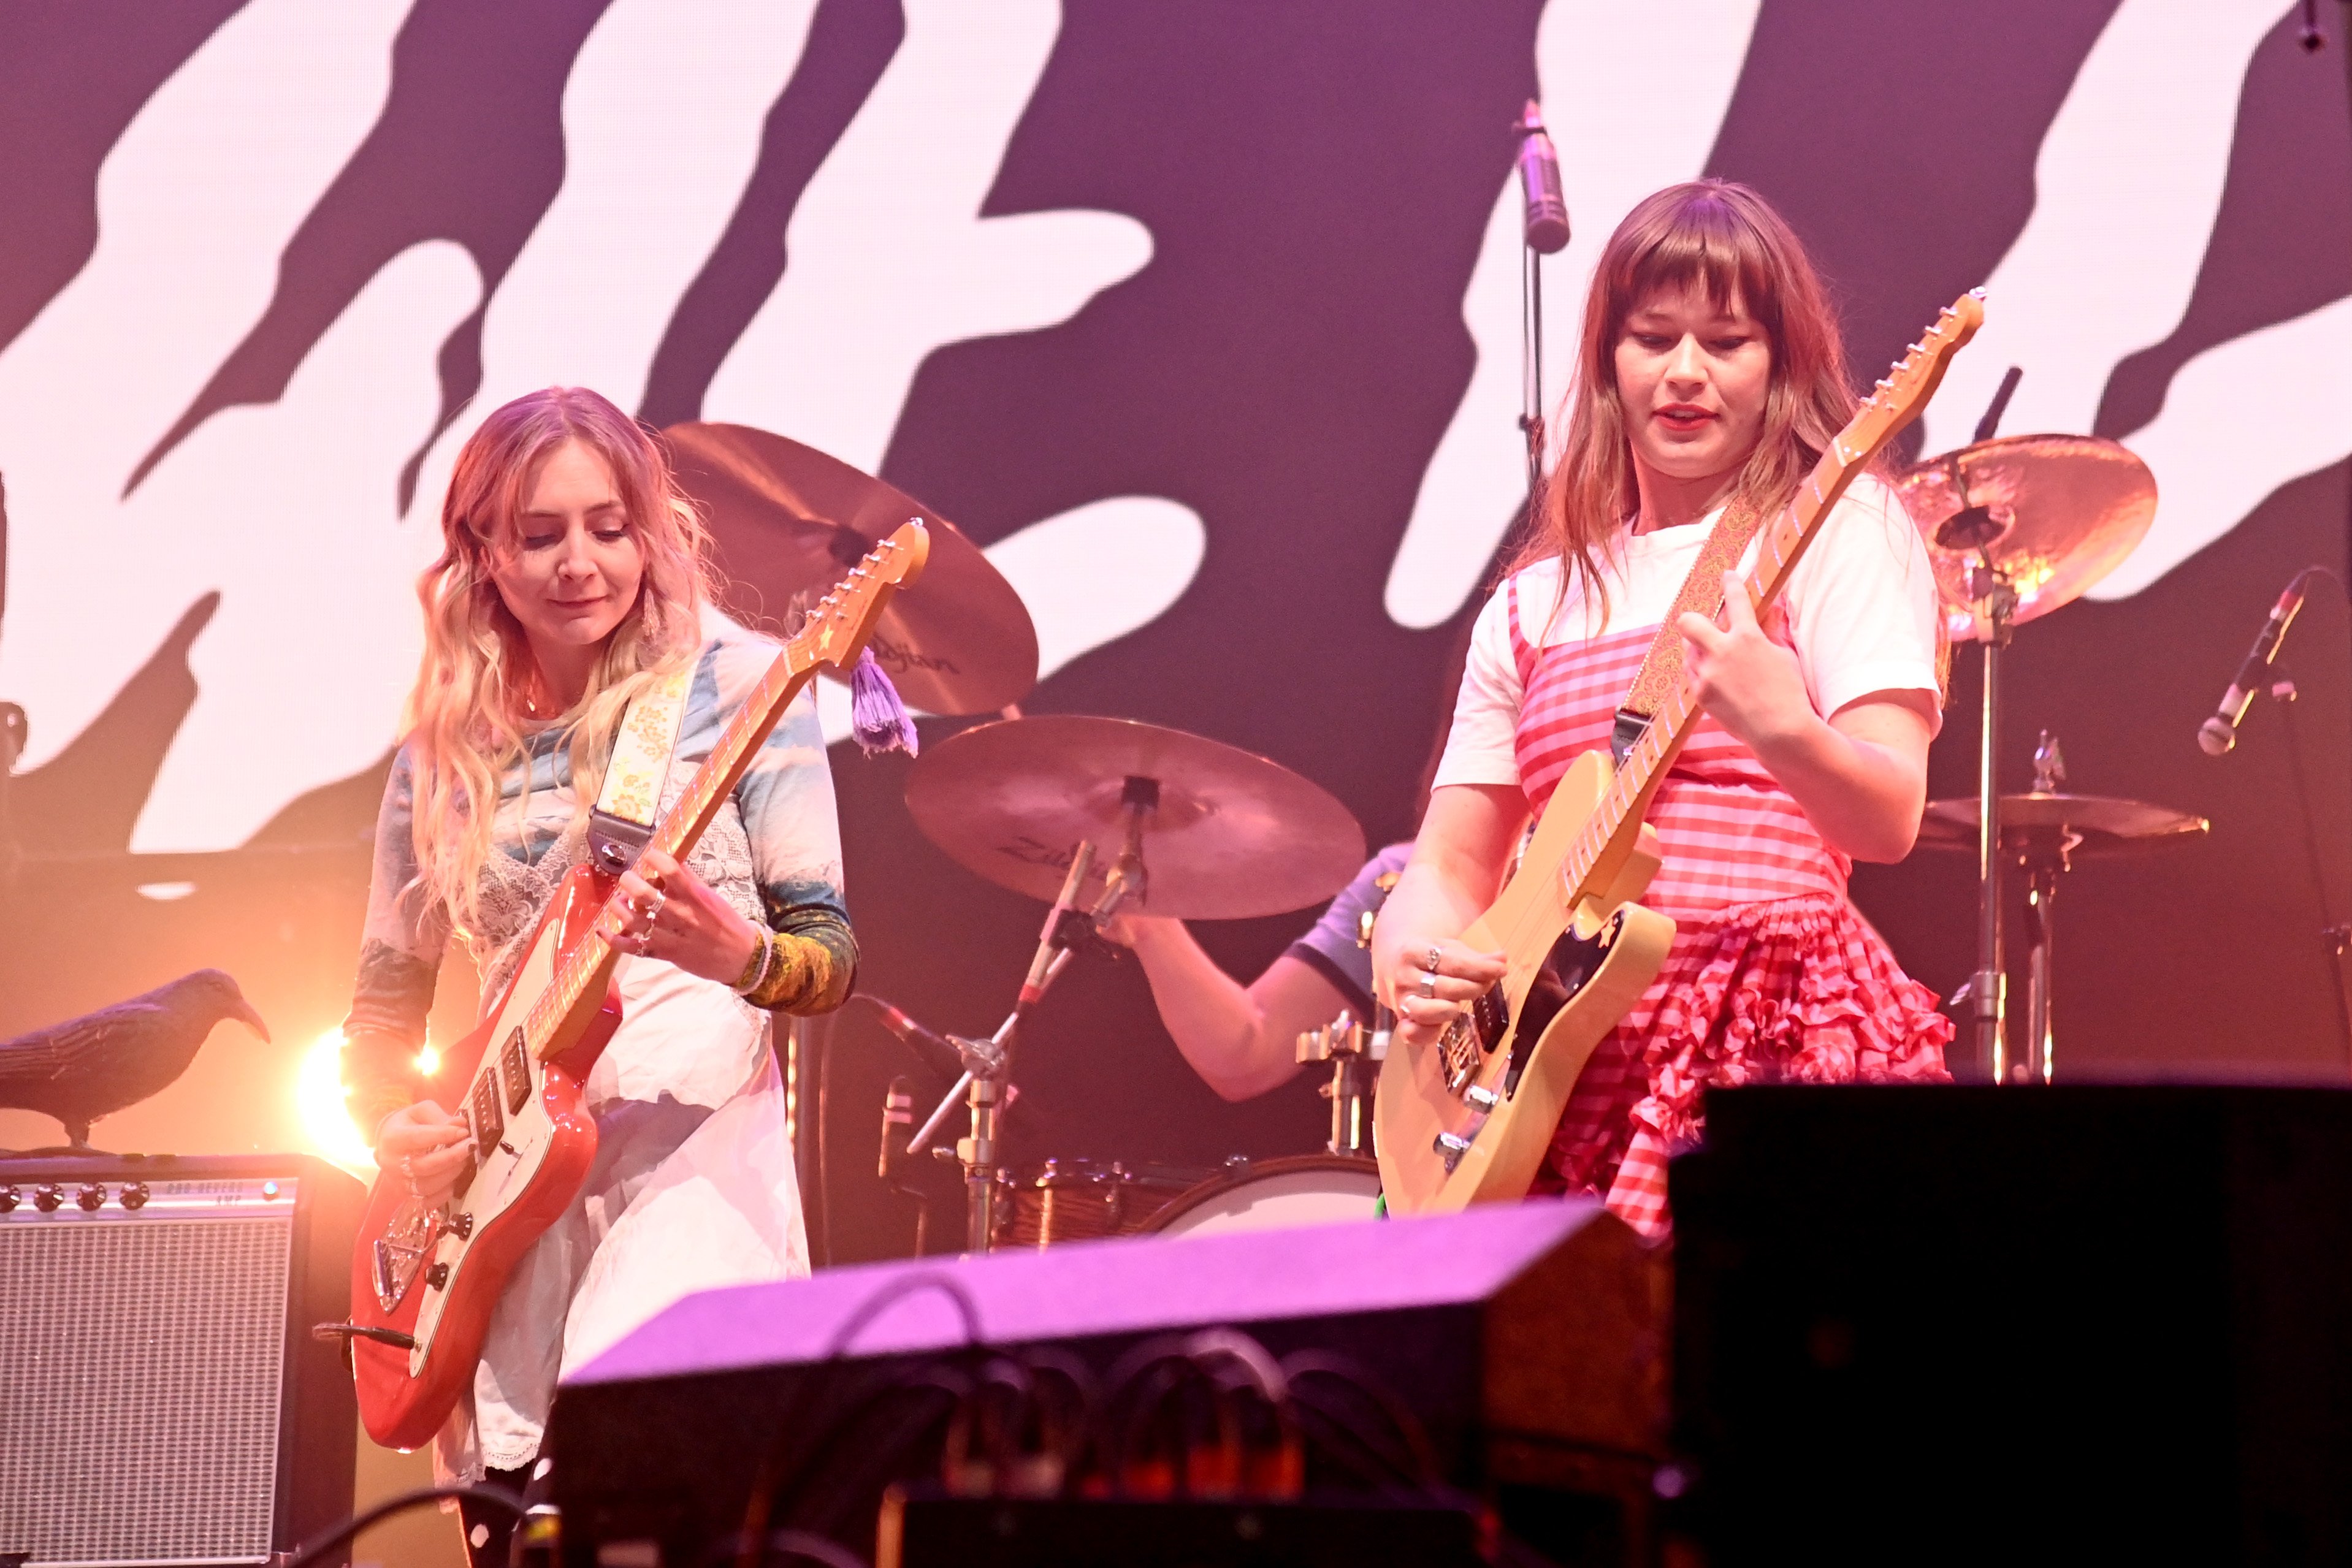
340;386;856;1559
1372;180;1952;1238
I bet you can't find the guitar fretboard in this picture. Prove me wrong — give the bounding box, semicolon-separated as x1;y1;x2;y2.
1560;433;1866;906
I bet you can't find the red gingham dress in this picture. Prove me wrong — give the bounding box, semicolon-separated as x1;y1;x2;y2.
1505;578;1952;1237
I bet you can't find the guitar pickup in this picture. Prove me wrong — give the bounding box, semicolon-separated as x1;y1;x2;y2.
470;1071;503;1162
501;1027;530;1116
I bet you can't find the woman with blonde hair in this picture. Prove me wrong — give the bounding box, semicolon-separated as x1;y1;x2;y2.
1372;181;1952;1238
340;386;855;1556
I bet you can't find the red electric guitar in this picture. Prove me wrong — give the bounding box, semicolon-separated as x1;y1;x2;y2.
346;520;926;1450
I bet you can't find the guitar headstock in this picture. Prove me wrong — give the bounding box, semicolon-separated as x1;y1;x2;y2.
1846;289;1987;456
793;519;931;672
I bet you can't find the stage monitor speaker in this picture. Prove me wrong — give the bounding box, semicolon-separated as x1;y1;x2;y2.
551;1198;1666;1568
0;1153;367;1568
1670;1084;2352;1567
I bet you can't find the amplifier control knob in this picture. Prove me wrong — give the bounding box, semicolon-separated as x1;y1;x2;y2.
0;1186;18;1212
33;1184;63;1212
425;1262;450;1290
120;1183;150;1211
75;1184;105;1211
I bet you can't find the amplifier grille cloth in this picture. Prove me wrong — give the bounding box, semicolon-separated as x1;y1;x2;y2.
0;1217;291;1566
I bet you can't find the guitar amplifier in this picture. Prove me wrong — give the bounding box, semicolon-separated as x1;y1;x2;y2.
0;1153;367;1568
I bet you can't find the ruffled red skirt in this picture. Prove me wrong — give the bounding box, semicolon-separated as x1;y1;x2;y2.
1532;892;1952;1237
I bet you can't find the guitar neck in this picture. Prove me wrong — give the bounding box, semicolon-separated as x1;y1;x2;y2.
1562;434;1873;905
521;641;818;1061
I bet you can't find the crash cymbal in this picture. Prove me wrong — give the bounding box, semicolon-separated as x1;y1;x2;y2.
904;715;1367;920
665;421;1037;714
1915;793;2207;859
1895;434;2156;642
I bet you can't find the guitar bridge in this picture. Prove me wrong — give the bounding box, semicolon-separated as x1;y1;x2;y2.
370;1198;441;1312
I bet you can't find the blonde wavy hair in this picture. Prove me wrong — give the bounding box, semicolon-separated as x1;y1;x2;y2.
1519;180;1870;625
402;386;714;942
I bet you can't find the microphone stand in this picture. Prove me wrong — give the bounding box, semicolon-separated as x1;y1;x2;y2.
2261;673;2352;1067
906;778;1158;1254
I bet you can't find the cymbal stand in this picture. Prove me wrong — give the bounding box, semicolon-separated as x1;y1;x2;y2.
1942;368;2026;1083
2015;733;2072;1084
1954;542;2018;1083
907;778;1158;1253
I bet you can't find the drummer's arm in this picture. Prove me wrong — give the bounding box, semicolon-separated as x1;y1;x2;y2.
1117;918;1342;1101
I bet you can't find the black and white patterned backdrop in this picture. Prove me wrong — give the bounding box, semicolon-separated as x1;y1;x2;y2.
1;1;2346;1260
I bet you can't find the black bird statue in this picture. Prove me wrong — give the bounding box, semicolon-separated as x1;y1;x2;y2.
0;969;270;1146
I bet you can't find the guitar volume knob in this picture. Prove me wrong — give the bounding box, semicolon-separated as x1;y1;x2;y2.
425;1262;450;1290
448;1212;474;1239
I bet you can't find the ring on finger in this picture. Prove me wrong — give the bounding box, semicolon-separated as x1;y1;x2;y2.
1418;969;1438;999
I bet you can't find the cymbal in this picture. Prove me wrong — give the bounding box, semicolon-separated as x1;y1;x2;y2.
1895;434;2156;642
1915;793;2207;859
904;716;1367;919
664;422;1037;714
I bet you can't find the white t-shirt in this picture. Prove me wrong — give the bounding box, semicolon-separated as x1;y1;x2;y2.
1435;474;1943;793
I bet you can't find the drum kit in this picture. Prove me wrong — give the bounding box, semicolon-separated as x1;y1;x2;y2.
663;386;2205;1257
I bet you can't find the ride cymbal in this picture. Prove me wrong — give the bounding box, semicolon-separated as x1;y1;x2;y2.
1895;434;2156;642
665;421;1037;714
904;715;1367;920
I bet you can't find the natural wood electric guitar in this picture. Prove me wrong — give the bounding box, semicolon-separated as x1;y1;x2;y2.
1375;292;1984;1216
347;521;926;1450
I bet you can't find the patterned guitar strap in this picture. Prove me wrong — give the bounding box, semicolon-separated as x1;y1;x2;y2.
585;668;693;876
1608;493;1766;766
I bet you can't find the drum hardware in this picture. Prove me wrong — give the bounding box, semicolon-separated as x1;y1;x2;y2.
1900;398;2159;1083
906;827;1151;1256
900;714;1368;1252
1917;733;2208;1083
1296;1014;1384;1157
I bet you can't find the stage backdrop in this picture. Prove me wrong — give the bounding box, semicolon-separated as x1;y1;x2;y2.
2;0;2349;1270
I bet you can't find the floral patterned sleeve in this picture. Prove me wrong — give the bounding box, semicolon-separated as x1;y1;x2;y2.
342;746;450;1140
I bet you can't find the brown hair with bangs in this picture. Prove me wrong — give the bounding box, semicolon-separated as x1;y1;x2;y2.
1518;180;1864;625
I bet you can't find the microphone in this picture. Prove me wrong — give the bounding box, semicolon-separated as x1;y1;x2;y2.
860;997;968;1086
1513;101;1570;255
878;1075;915;1183
2199;578;2308;755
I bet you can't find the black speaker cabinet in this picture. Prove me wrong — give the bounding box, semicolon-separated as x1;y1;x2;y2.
1670;1084;2352;1567
0;1152;366;1568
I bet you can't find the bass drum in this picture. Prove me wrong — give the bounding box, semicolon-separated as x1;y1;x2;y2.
1139;1154;1383;1239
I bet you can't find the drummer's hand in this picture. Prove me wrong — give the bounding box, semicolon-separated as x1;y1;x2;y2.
1373;932;1507;1051
1676;569;1811;754
375;1101;472;1208
599;848;763;987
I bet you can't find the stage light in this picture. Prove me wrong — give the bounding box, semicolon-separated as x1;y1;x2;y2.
416;1045;440;1077
296;1029;375;1178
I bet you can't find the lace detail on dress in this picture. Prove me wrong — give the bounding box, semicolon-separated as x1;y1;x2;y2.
467;785;765;1004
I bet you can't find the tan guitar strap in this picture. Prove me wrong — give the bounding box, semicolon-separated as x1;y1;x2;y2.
1609;493;1765;766
586;668;692;876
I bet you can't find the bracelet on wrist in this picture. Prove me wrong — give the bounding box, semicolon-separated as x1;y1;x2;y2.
733;932;776;997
